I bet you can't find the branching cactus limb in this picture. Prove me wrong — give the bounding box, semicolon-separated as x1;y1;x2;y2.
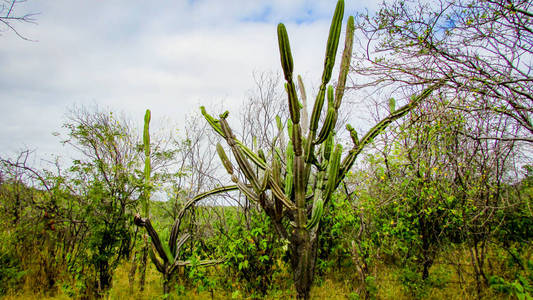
337;79;446;186
214;118;296;211
134;185;235;294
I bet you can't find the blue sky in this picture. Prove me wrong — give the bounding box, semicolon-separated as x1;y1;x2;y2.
0;0;378;160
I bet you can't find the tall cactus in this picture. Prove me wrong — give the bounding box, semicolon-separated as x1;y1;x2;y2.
129;109;153;292
138;109;151;291
142;109;151;215
134;111;232;295
201;1;444;298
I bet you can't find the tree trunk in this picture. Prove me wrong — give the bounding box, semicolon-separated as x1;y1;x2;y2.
139;241;148;291
98;261;112;293
289;228;319;300
163;271;171;295
128;252;137;292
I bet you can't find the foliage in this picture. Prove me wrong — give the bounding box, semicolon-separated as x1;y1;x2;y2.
0;230;26;295
316;192;359;275
342;97;530;297
215;206;284;297
490;273;533;300
64;108;144;293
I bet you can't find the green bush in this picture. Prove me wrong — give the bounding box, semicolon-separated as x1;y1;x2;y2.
0;233;26;295
216;207;284;297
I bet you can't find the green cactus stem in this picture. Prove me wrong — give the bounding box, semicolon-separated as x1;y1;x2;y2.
142;109;151;216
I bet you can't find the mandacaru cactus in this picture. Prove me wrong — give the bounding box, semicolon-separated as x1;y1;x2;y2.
134;110;234;294
201;0;445;298
130;109;153;292
137;109;153;292
143;109;151;216
134;186;235;294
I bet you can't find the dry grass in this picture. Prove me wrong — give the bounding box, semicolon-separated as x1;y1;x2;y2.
1;247;519;300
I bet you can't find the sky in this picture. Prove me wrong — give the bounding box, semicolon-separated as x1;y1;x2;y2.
0;0;379;161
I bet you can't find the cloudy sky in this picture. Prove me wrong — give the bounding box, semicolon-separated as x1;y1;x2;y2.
1;0;378;160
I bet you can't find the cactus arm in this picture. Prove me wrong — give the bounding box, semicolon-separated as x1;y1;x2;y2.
219;118;262;192
323;144;342;203
168;185;238;254
149;244;165;273
272;154;283;189
308;0;344;133
200;106;225;137
323;132;334;161
298;75;309;135
277;22;308;229
346;124;359;147
337;80;445;186
216;143;234;175
142;109;152;217
236;181;260;202
315;15;353;146
306;198;324;230
269;176;296;210
235;139;267;169
284;141;294;197
173;233;191;262
278;23;294;82
314;90;337;144
334;15;354;109
134;214;169;264
259;168;270;192
322;0;344;84
277;25;303;145
278;24;300;125
304;1;345;184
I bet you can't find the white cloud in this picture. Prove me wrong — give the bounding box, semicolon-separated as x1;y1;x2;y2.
0;0;377;160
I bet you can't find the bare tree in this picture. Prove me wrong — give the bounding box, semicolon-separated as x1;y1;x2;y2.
240;71;287;150
1;0;37;40
352;0;532;143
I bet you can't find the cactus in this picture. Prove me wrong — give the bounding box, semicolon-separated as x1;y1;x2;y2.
142;109;151;216
130;109;153;292
200;1;443;298
389;98;396;113
134;185;235;294
134;111;231;294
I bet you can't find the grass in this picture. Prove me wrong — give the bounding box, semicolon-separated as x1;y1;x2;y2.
1;245;523;300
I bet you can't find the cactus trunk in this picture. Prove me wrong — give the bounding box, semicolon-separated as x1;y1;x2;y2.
289;229;318;300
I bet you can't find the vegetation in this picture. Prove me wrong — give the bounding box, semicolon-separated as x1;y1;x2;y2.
0;0;531;299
